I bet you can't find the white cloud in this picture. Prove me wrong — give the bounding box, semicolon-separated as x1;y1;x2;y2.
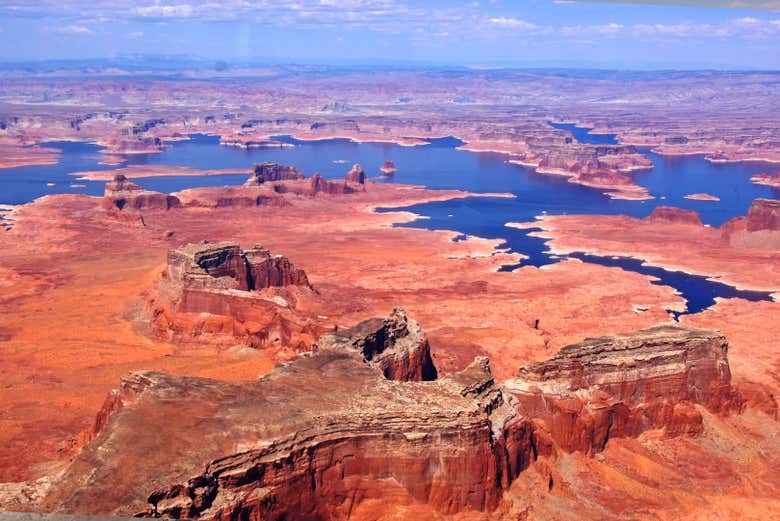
561;22;624;36
135;4;195;18
488;17;537;30
128;31;144;38
0;0;778;42
58;24;92;34
632;18;780;38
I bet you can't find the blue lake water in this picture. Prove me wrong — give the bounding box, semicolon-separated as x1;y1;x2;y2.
0;130;776;315
549;122;620;145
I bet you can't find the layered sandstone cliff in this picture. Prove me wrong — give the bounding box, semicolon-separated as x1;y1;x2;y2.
103;173;180;211
41;310;531;520
646;206;703;226
245;162;305;185
505;326;739;454
150;242;317;349
746;198;780;232
314;307;437;381
166;242;310;292
720;198;780;249
345;163;366;184
35;319;741;520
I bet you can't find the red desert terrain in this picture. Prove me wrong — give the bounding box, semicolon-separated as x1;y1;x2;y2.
0;69;779;520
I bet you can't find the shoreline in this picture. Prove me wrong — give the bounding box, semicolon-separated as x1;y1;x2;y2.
523;218;780;295
72;165;250;181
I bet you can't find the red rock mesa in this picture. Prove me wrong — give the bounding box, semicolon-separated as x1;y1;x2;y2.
245;162;305;185
149;242;318;350
646;205;703;226
506;326;739;454
345;163;367;184
36;316;739;520
102;173;180;211
379;160;396;176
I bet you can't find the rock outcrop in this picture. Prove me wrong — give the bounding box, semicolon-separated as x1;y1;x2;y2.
167;242;310;292
41;311;532;520
308;173;354;195
150;242;317;349
245;162;305;185
751;171;780;188
345;163;366;184
34;319;743;520
746;198;780;232
173;186;290;208
720;198;780;248
505;326;739;454
315;307;437;381
380;160;396;176
646;206;703;225
103;174;180;211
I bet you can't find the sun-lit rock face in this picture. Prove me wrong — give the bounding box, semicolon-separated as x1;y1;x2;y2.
746;198;780;232
35;319;741;520
150;242;317;350
345;163;366;184
505;325;740;454
646;206;703;226
103;173;180;211
245;162;305;185
719;198;780;249
41;311;533;520
167;242;310;293
314;307;437;381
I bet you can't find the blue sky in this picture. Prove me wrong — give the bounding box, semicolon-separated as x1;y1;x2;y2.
0;0;778;69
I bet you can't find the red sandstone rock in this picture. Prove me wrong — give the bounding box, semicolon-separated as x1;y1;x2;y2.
103;173;180;211
646;206;703;226
245;162;305;185
505;326;739;454
345;163;366;184
150;242;316;350
308;173;355;195
30;320;741;520
174;186;289;208
39;313;531;519
167;242;310;292
746;198;780;232
719;198;780;248
379;160;396;176
314;307;437;381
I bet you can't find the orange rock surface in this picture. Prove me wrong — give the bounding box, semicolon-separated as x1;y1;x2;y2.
528;206;780;293
0;182;687;484
0;143;59;169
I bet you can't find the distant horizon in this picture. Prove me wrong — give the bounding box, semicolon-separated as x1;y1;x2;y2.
1;54;779;74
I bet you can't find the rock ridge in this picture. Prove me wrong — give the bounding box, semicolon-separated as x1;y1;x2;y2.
314;307;437;381
149;242;317;350
33;319;743;519
506;325;740;453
